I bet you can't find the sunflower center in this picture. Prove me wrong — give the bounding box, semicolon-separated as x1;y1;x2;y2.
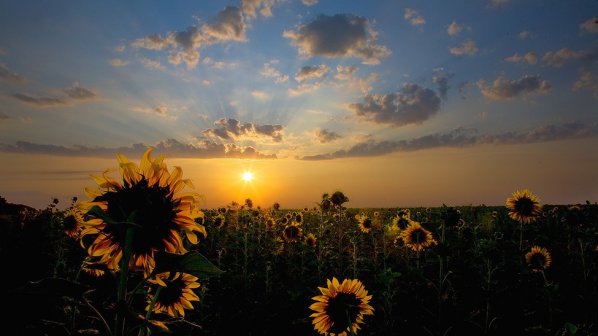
62;215;78;230
325;292;361;333
514;197;535;216
285;225;300;239
410;229;424;243
363;218;372;228
157;279;185;306
529;253;547;269
98;178;179;254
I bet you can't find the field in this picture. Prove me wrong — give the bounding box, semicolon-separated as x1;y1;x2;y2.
1;194;597;336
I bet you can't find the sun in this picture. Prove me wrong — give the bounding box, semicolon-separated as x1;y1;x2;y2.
242;171;254;182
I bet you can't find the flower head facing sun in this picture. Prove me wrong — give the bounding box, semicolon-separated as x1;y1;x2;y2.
305;233;317;248
506;189;542;224
283;224;303;242
355;214;373;233
62;207;84;239
79;148;206;276
310;277;374;335
525;246;552;272
147;272;200;318
399;221;437;252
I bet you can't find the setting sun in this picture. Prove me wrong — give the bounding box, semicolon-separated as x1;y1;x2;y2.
242;171;254;182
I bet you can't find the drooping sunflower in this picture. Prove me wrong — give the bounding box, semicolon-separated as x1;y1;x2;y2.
147;272;200;318
525;246;552;272
81;259;107;277
283;224;303;242
62;207;84;239
294;212;304;225
399;221;437;252
309;277;374;335
213;214;226;229
355;214;373;233
79;148;206;276
506;189;542;224
305;233;317;248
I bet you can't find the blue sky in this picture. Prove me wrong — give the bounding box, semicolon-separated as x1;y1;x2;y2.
0;0;597;207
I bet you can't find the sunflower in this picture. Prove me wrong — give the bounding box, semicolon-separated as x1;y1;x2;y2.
265;217;276;230
294;212;304;225
506;189;542;224
62;207;84;239
355;214;373;233
218;207;227;214
283;224;303;242
147;272;200;318
305;233;317;248
399;221;437;252
309;277;374;335
81;259;107;277
213;214;226;229
79;148;206;276
525;246;552;272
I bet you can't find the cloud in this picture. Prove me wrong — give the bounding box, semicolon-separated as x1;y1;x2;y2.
283;14;390;65
302;0;318;5
288;82;321;96
573;70;598;97
350;83;441;127
109;58;128;67
489;0;509;8
477;75;551;100
10;93;66;106
0;64;26;83
241;0;278;18
251;90;270;100
542;48;598;68
447;21;465;36
301;122;598;160
260;60;289;83
202;118;284;142
314;129;341;143
580;17;598;34
504;52;538;65
0;139;276;159
139;58;166;71
295;64;329;82
517;31;531;39
449;39;478;56
432;73;454;100
132;6;246;69
404;8;425;27
335;65;357;80
63;83;96;100
115;44;126;52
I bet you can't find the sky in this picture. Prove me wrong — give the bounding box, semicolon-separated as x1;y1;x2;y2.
0;0;597;209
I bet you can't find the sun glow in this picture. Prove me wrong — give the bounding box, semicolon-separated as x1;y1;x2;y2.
242;171;254;182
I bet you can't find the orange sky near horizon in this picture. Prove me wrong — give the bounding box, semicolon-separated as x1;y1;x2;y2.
1;138;597;210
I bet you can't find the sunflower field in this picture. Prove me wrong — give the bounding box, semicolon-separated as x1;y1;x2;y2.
1;150;598;336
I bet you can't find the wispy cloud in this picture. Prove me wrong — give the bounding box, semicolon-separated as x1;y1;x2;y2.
477;75;551;100
0;63;26;83
505;52;538;65
542;48;597;68
488;0;509;8
288;82;321;96
335;65;357;80
0;138;276;159
517;31;532;39
580;17;598;34
132;105;170;117
261;60;289;83
295;64;329;82
283;13;390;65
109;58;128;67
449;39;478;56
349;83;441;127
251;90;270;101
301;122;598;160
241;0;279;19
139;58;166;71
447;21;466;36
404;8;425;27
11;83;96;107
573;70;598;97
202;118;284;142
301;0;318;6
314;128;341;143
432;73;454;100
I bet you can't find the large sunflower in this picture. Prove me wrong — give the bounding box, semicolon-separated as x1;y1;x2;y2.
399;221;437;252
79;148;206;276
506;189;542;224
62;207;84;239
283;224;303;242
525;246;552;272
147;272;200;318
310;277;374;335
355;214;373;233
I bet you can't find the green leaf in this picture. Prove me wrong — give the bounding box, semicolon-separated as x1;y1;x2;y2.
154;251;223;279
86;205;115;224
564;322;578;335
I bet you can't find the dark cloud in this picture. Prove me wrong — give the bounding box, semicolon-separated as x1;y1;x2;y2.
283;14;390;65
11;93;67;106
477;75;551;100
203;118;284;142
0;138;276;159
350;83;441;127
0;63;26;83
301;122;598;160
11;83;96;107
295;64;329;82
432;73;454;100
315;129;341;143
132;6;246;69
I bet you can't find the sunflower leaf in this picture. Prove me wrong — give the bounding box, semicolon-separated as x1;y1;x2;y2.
86;205;116;224
154;251;223;279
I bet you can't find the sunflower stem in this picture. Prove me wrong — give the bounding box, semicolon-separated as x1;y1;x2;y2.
139;286;163;336
346;310;356;336
519;221;523;250
116;225;135;336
